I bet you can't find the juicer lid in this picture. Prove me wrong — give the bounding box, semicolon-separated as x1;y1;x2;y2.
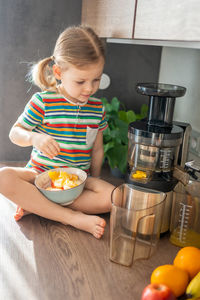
136;83;186;98
128;121;183;147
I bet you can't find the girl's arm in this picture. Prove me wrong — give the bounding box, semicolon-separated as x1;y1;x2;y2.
9;122;39;146
9;122;60;159
90;130;104;177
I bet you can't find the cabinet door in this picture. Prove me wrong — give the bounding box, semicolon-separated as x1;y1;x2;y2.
81;0;136;38
134;0;200;41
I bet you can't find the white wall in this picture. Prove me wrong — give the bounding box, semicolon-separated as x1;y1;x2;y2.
159;47;200;132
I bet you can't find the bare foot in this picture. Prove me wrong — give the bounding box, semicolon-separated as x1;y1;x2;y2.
14;206;31;221
14;206;106;239
67;212;106;239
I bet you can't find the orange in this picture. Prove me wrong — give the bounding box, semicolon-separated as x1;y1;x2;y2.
173;246;200;279
151;264;189;297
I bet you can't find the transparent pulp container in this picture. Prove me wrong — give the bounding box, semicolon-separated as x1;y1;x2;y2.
170;181;200;248
110;184;166;267
127;125;183;176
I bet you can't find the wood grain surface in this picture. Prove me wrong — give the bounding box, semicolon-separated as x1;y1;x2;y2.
0;162;180;300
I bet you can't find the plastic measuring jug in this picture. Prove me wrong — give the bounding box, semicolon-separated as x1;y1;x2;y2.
170;181;200;248
109;184;166;267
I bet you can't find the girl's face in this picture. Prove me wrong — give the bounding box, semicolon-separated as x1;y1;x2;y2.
54;58;104;104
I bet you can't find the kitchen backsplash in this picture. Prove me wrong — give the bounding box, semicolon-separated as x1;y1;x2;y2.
189;129;200;160
188;131;200;180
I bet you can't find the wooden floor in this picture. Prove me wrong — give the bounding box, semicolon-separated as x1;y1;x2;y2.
0;162;180;300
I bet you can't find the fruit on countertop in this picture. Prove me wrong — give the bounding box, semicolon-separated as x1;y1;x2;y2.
186;271;200;299
173;247;200;280
143;247;200;299
151;264;189;297
141;283;176;300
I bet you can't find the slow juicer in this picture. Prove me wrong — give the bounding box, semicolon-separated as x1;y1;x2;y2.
127;83;191;233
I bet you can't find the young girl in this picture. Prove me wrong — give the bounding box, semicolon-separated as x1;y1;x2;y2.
0;25;115;239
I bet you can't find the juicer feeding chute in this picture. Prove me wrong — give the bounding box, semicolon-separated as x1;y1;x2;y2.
136;83;186;127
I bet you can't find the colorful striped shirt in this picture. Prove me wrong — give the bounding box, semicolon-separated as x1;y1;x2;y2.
18;91;107;173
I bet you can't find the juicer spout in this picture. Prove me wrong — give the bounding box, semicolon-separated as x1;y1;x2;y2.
173;165;190;186
185;160;200;180
173;161;200;185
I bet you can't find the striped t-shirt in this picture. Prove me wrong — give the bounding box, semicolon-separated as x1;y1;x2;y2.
18;91;108;173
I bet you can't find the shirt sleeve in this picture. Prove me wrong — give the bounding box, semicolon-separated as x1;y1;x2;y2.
99;104;108;131
17;93;45;130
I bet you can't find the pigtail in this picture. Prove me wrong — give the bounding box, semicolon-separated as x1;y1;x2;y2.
31;57;57;91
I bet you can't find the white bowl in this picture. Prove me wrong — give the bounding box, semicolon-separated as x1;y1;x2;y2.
35;167;87;206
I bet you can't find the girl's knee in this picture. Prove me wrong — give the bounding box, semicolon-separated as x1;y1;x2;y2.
0;167;16;193
85;177;114;192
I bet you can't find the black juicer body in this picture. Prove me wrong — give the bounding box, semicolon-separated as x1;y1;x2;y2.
126;83;190;194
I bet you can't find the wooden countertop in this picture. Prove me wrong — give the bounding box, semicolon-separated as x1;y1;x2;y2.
0;162;180;300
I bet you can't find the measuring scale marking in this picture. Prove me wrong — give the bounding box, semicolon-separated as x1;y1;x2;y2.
178;203;193;242
159;149;173;169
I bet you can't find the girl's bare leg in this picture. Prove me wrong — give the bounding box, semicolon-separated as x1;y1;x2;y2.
69;177;114;213
0;167;114;238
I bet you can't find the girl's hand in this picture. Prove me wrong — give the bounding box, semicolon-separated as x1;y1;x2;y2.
9;123;60;159
31;133;60;159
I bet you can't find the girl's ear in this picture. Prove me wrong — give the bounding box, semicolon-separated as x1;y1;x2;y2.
53;64;61;80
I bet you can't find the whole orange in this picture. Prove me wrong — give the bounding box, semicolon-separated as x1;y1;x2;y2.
173;246;200;279
151;264;189;297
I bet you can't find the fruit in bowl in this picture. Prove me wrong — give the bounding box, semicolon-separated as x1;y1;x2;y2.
35;167;87;206
47;169;82;190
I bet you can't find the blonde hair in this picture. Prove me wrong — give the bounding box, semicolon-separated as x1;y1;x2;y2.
31;25;106;91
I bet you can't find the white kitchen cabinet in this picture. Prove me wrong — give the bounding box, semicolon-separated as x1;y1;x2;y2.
82;0;200;42
134;0;200;41
81;0;136;38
